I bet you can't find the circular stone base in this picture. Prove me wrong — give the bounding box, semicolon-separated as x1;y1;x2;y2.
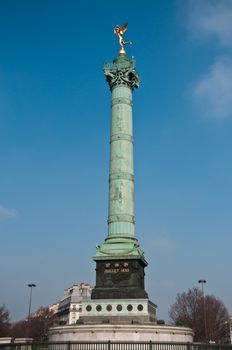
49;324;193;342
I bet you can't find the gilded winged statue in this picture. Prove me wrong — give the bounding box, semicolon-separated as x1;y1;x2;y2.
114;23;132;53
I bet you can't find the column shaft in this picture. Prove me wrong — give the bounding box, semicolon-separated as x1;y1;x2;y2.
108;85;134;237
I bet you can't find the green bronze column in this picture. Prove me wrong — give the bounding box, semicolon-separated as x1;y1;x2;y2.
94;55;146;261
107;56;138;238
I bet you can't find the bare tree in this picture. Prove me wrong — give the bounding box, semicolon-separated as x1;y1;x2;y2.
169;287;229;343
205;294;229;343
0;305;10;336
10;320;27;339
11;306;56;341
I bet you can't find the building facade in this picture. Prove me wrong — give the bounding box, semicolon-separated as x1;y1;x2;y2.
225;316;232;344
56;283;93;325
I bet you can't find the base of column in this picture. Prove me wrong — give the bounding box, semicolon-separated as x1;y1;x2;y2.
49;324;194;343
92;287;148;299
94;236;147;265
92;258;148;300
80;299;156;324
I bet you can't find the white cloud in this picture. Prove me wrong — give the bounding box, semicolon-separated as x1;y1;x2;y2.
185;0;232;47
193;59;232;119
180;1;232;119
0;204;18;221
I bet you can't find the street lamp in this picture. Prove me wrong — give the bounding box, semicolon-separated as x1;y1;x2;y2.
27;283;36;320
198;279;207;342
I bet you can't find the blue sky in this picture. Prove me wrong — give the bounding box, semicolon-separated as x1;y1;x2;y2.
0;0;232;322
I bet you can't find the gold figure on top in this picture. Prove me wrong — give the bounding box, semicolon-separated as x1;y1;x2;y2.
114;23;132;55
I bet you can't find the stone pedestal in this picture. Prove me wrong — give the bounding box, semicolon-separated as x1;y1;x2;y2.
49;324;194;342
91;259;148;300
80;298;156;324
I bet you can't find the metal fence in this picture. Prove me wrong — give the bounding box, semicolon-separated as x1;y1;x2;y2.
0;342;232;350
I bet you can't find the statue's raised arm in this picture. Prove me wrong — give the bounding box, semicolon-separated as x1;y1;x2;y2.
114;23;132;55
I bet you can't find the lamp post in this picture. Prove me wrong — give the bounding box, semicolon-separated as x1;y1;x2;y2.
27;283;36;320
198;279;207;342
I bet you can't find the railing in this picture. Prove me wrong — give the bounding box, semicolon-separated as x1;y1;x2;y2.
0;342;232;350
